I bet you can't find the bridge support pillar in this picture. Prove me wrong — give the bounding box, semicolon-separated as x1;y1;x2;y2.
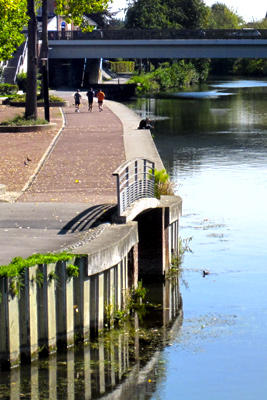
136;195;182;278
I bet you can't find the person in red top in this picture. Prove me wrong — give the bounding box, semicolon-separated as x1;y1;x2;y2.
96;89;105;111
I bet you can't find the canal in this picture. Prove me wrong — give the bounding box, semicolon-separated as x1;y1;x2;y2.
1;78;267;399
125;78;267;399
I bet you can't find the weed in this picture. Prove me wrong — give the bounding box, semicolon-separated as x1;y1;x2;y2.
9;275;24;298
31;270;44;288
66;264;79;278
149;168;175;199
48;270;59;284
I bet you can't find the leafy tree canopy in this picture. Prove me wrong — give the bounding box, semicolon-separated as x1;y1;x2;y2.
208;2;244;29
0;0;29;61
55;0;110;30
125;0;210;29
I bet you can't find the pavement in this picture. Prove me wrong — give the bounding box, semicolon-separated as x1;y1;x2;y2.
0;90;164;266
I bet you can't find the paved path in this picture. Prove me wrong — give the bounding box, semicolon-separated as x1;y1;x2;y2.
0;91;164;265
18;93;125;204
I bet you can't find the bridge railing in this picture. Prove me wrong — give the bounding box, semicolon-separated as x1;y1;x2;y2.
47;29;267;41
113;158;155;216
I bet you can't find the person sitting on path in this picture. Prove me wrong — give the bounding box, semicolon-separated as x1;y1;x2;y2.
74;89;82;112
96;89;105;111
86;88;95;112
138;117;154;130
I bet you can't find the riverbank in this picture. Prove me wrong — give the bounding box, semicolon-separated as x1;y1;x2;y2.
0;95;165;266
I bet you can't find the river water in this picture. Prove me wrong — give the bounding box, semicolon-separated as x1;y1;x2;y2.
1;79;267;399
124;78;267;399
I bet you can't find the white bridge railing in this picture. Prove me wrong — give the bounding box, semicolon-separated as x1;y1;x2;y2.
113;158;155;216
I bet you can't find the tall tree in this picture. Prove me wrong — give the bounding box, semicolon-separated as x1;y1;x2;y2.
125;0;210;30
55;0;109;30
0;0;29;61
209;3;244;29
24;0;110;120
125;0;174;29
25;0;37;119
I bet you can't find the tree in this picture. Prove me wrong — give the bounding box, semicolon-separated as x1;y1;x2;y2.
0;0;29;61
25;0;37;119
24;0;109;120
171;0;210;29
55;0;109;30
208;3;244;29
125;0;210;30
125;0;174;29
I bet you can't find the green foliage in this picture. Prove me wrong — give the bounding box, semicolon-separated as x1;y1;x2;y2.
125;0;175;29
233;58;267;76
0;0;29;61
15;72;42;93
0;115;49;126
55;0;109;31
125;0;209;30
110;61;135;73
166;237;193;288
31;270;44;288
0;252;75;278
208;2;244;29
105;281;149;328
0;83;18;95
16;72;27;92
9;275;24;298
149;168;175;199
48;270;58;283
129;60;208;94
66;264;79;278
127;281;148;310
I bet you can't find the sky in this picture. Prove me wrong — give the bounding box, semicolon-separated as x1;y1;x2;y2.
110;0;267;23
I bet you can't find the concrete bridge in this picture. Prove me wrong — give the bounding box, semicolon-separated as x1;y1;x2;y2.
48;29;267;59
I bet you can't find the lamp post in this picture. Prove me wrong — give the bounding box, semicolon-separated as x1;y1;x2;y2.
41;57;50;122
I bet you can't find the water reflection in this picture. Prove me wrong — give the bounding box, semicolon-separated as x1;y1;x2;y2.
124;78;267;399
0;277;183;399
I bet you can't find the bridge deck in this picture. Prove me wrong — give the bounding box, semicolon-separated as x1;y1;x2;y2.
47;29;267;59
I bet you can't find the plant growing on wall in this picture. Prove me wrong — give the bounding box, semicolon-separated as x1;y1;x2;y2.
149;168;175;199
0;252;78;278
9;275;25;298
48;270;59;284
66;264;79;278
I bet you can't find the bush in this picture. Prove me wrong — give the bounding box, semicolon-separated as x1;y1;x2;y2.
16;72;42;92
0;83;19;95
16;72;27;92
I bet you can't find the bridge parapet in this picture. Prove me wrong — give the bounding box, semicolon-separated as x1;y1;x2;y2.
113;158;159;223
47;29;267;41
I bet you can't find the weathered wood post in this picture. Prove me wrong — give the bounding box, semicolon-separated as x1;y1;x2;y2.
0;277;20;369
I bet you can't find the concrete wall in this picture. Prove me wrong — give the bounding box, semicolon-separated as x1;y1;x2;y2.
1;276;183;398
0;197;181;370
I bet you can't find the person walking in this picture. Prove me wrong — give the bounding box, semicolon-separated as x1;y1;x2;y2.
96;89;105;111
74;89;82;112
86;88;95;112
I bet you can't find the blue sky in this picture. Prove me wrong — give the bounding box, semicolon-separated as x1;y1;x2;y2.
110;0;266;22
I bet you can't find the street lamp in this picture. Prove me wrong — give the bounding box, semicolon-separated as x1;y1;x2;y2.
41;57;50;122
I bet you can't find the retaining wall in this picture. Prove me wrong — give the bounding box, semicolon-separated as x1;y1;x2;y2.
0;196;182;370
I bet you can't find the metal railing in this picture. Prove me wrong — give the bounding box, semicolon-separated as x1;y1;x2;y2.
113;158;155;216
14;37;28;85
47;29;267;41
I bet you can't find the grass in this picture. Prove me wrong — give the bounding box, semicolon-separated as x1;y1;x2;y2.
9;94;65;103
0;115;49;126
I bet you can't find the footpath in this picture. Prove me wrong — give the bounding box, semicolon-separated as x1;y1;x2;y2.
0;91;164;266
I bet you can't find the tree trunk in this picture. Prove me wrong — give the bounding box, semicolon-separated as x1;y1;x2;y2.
25;0;37;120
